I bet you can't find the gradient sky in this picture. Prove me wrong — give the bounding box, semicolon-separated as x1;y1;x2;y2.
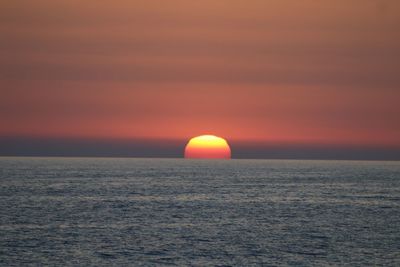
1;0;399;158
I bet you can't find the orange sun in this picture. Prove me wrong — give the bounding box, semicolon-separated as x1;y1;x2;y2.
184;135;231;159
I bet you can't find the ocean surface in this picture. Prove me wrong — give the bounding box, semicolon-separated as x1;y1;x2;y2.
0;157;399;266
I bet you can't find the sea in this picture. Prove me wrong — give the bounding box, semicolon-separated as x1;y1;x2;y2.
0;157;399;266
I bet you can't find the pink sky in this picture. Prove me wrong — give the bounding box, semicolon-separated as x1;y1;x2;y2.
1;0;399;148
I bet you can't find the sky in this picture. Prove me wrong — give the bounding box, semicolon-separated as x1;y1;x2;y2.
1;0;400;159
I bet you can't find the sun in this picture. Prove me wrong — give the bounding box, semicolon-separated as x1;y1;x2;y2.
184;135;231;159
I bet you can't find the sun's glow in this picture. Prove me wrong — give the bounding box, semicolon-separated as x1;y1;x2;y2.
184;135;231;159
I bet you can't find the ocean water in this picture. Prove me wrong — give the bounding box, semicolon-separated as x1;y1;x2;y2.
0;158;399;266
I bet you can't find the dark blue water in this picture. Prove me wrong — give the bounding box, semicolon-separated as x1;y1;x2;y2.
0;157;399;266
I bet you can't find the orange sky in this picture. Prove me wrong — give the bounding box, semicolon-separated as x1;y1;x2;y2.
1;0;400;148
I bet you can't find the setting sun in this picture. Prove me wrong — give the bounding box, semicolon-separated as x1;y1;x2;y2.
184;135;231;159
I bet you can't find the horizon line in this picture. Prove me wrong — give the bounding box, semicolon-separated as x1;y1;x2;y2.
1;155;399;162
